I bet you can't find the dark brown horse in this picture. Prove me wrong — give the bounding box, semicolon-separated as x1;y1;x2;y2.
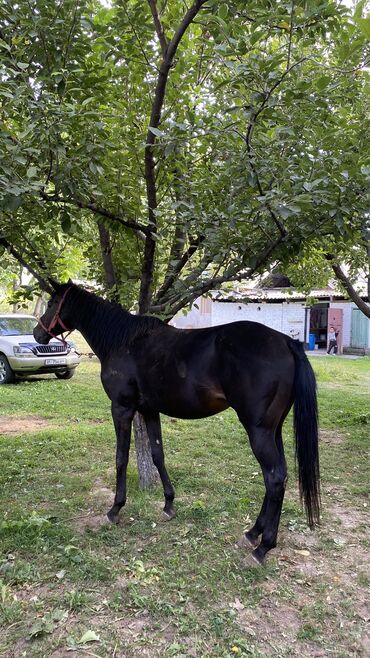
34;280;320;564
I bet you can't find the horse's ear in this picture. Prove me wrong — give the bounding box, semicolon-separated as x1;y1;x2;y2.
48;277;62;291
67;278;73;285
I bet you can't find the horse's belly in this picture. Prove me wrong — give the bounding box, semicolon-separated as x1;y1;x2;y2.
140;380;229;419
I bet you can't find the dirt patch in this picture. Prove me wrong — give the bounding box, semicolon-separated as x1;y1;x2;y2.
50;650;78;658
233;476;370;657
330;503;368;531
114;614;152;638
91;477;114;505
0;415;50;435
72;478;115;533
2;638;29;658
73;513;112;534
237;601;303;655
319;429;345;445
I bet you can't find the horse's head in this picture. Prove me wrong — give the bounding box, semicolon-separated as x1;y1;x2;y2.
33;279;75;345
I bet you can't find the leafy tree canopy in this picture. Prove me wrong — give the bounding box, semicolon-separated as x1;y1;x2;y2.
0;0;369;315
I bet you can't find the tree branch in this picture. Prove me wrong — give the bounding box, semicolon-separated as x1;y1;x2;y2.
155;234;205;303
0;237;52;293
98;223;119;297
150;233;286;317
286;0;295;71
139;0;208;313
40;192;148;237
148;0;168;57
325;254;370;319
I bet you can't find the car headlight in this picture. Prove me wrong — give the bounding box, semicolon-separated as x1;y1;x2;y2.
67;341;78;354
13;346;33;357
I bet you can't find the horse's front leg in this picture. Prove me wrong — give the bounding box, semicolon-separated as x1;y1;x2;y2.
107;402;135;524
145;412;175;520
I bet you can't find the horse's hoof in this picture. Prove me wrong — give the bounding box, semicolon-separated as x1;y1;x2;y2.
161;509;176;522
107;510;120;525
251;547;265;566
241;552;263;569
236;533;258;550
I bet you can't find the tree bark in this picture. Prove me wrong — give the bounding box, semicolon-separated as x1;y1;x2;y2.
98;222;118;297
133;412;159;488
135;1;208;484
33;292;46;317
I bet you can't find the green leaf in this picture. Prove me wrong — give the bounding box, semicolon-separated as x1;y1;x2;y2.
356;17;370;39
354;0;367;20
2;195;23;211
29;621;53;638
0;90;14;99
148;127;164;137
61;211;71;233
250;30;265;46
78;630;100;644
316;75;331;91
218;4;228;20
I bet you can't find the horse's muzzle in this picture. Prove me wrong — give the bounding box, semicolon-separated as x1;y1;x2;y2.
33;324;50;345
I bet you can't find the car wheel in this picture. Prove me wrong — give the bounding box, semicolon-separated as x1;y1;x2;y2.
55;369;75;380
0;354;16;384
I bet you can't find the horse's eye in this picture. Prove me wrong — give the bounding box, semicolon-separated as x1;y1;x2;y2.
47;302;52;308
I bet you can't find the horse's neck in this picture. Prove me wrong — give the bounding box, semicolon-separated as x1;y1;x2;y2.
71;292;118;361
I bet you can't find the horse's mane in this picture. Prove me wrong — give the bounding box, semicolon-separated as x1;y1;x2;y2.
66;284;164;359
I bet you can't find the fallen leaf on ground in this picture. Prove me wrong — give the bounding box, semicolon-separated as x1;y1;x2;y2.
78;630;100;644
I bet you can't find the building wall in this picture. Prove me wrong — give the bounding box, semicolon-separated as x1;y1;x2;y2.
174;298;306;341
330;301;370;348
173;297;370;348
172;297;211;329
211;301;306;341
329;302;352;346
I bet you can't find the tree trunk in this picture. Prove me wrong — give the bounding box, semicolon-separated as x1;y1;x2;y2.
33;293;46;317
133;412;159;488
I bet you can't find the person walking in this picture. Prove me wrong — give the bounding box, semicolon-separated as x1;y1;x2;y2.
327;326;339;354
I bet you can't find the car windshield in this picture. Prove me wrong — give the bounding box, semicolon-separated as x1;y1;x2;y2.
0;317;37;336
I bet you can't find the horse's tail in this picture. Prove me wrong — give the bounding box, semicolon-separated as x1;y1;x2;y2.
289;339;320;529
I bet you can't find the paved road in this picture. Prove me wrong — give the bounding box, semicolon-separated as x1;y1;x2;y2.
307;350;363;359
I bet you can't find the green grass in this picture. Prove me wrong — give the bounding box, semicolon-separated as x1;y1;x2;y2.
0;357;369;657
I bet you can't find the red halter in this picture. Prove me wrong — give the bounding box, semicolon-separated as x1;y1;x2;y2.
38;287;72;346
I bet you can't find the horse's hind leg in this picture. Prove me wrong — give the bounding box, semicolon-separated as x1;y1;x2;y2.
241;423;287;564
144;412;175;520
242;422;286;550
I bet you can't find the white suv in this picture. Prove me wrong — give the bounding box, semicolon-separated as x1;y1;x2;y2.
0;313;81;384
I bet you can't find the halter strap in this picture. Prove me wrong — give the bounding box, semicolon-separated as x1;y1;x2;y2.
38;287;72;347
